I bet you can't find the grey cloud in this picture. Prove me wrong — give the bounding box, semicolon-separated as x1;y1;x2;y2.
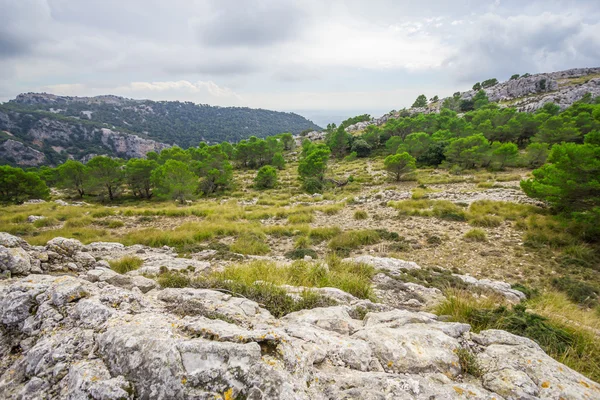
164;60;261;76
196;0;307;47
0;0;50;57
443;12;597;82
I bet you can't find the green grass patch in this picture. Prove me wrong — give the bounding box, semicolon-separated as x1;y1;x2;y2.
328;230;381;254
463;229;487;242
436;291;600;382
109;256;144;274
230;232;270;255
353;210;368;220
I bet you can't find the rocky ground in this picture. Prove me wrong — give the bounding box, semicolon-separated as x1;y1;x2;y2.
1;232;599;399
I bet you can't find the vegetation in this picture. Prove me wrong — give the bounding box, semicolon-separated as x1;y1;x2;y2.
109;256;144;274
0;165;49;204
1;98;320;153
437;290;600;381
254;166;278;190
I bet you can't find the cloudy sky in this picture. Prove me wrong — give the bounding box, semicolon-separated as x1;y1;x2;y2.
1;0;599;124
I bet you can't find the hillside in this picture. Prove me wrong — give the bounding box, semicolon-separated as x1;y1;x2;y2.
0;93;320;164
346;67;600;132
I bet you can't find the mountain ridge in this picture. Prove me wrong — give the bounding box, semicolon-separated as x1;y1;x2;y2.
0;94;321;166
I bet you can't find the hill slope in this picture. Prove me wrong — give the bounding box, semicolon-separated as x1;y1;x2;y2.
8;93;321;147
0;93;320;166
346;67;600;132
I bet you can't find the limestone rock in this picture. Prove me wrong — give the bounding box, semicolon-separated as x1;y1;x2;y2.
454;274;526;303
344;255;421;274
45;237;83;257
0;260;598;399
0;245;32;276
0;232;30;250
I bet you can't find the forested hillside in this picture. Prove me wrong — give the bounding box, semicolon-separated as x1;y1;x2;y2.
8;93;321;147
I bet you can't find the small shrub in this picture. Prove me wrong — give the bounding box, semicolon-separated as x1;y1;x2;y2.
456;348;482;377
92;209;114;218
511;283;539;300
328;230;381;254
294;235;311;249
375;229;401;241
65;217;93;228
463;229;487;242
254;166;278;190
309;226;341;242
109;256;144;274
285;248;318;260
157;271;191;288
230;232;270;255
288;212;314;224
354;210;368;220
426;235;443;246
107;220;125;229
469;215;503;227
551;277;599;307
558;244;598;269
33;217;58;228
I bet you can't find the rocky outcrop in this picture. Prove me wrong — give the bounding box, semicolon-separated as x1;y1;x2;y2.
1;272;598;399
23;116;170;160
1;235;599;399
0;109;170;166
345;67;600;132
0;139;46;166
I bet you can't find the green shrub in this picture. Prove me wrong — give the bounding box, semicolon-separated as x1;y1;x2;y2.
254;165;278;190
469;215;503;227
328;230;381;254
92;209;115;218
157;271;191;288
456;348;482;377
65;217;94;228
109;256;144;274
463;229;487;242
285;248;318;260
354;210;368;220
288;212;314;224
107;220;125;229
551;277;599;307
230;232;270;255
309;226;341;242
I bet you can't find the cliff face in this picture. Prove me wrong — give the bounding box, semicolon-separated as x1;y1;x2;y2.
0;109;170;166
0;139;45;166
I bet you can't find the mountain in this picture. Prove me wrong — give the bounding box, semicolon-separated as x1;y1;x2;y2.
0;106;171;167
0;93;320;166
346;67;600;132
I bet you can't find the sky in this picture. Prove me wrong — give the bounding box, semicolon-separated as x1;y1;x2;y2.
1;0;599;125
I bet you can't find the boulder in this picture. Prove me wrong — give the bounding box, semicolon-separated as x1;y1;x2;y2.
0;232;30;250
45;237;83;257
0;245;32;276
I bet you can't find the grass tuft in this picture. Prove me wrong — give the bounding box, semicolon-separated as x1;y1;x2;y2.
109;256;144;274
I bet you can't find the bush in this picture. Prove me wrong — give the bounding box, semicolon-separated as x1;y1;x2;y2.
463;229;487;242
285;248;318;260
157;271;191;288
109;256;144;274
551;277;599;307
457;348;482;377
254;165;278;190
354;210;368;220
